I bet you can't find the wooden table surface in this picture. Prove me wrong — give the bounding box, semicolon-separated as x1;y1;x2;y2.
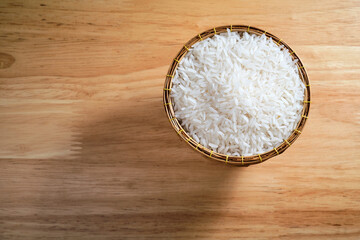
1;0;359;239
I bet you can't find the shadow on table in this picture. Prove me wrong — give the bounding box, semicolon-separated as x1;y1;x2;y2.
74;98;242;239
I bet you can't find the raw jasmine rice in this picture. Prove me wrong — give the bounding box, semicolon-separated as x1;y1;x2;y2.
171;29;305;156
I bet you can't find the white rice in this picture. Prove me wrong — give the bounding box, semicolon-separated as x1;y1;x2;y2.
171;29;305;156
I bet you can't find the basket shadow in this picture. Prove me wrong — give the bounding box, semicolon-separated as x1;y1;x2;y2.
75;98;241;238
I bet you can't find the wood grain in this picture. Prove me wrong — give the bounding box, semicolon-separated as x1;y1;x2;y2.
0;0;359;239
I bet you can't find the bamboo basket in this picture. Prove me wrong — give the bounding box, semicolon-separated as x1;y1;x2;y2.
163;25;310;166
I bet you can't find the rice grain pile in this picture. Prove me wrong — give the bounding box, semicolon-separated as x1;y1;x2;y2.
171;29;305;156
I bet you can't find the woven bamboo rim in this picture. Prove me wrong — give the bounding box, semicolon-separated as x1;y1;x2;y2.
163;25;310;166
